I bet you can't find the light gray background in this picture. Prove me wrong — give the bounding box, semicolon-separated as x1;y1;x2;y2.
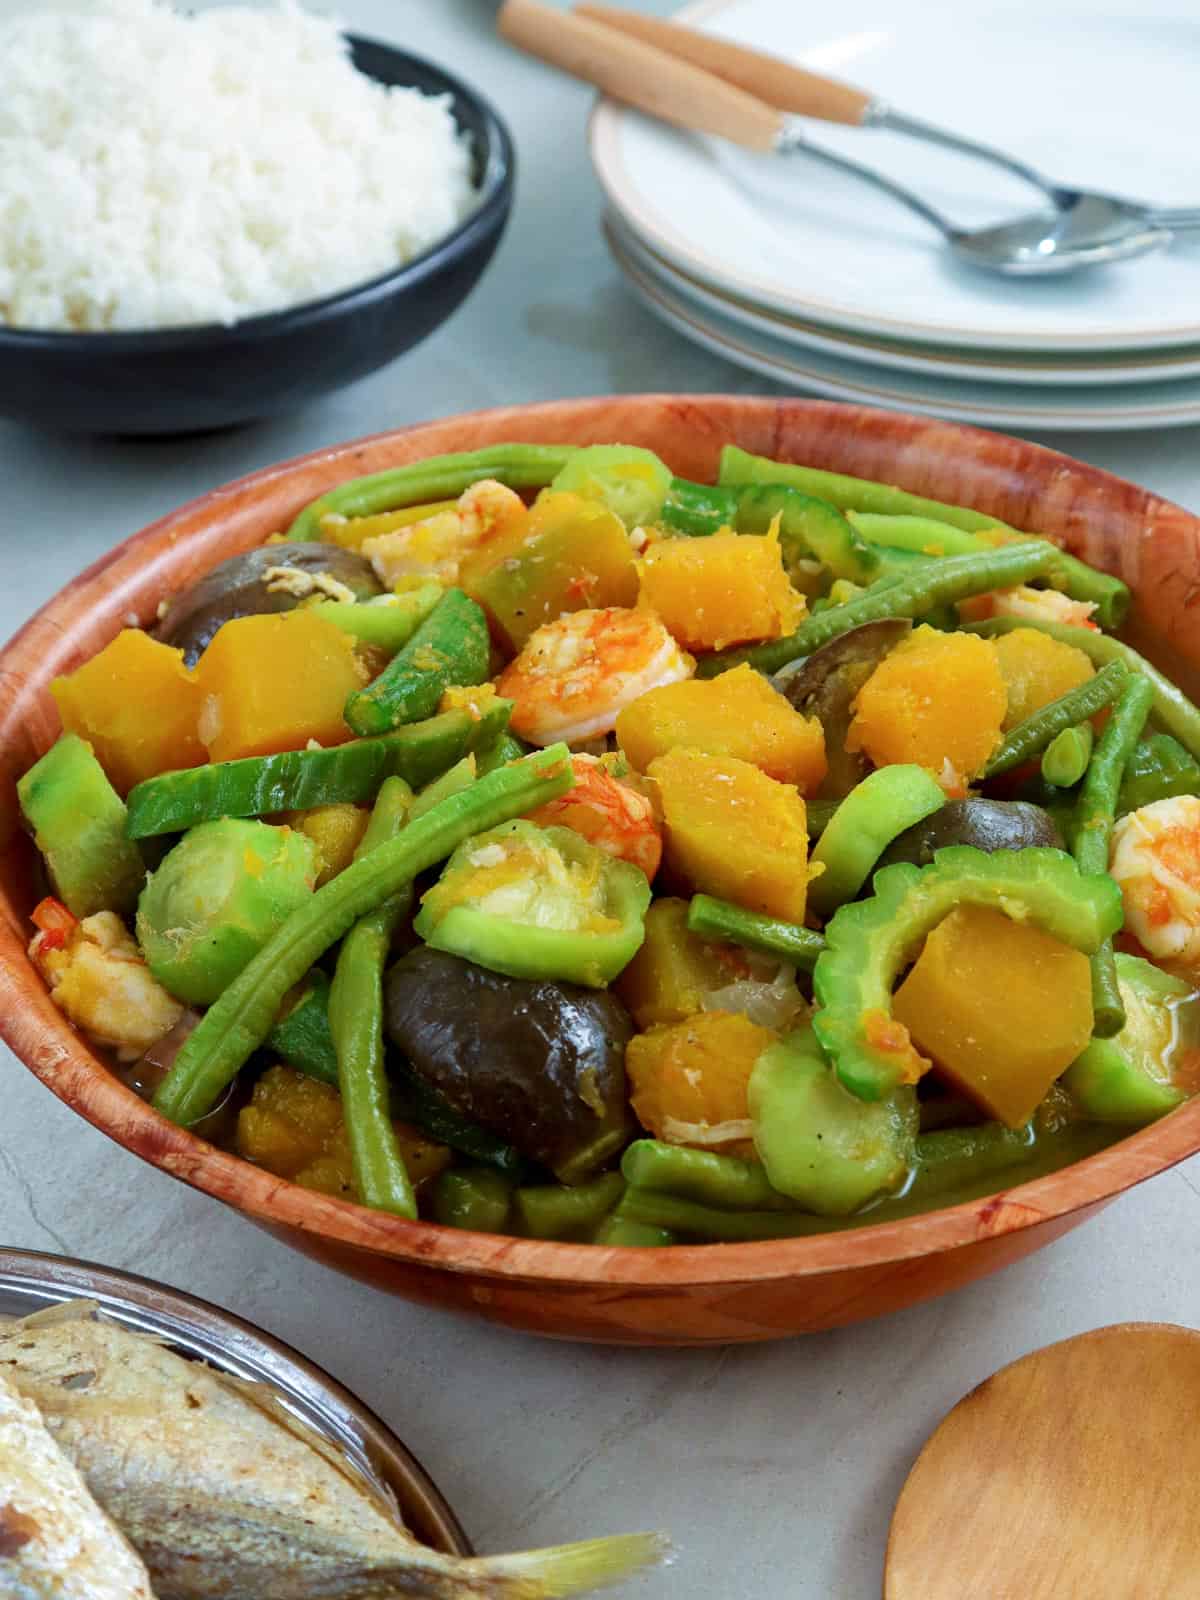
1;3;1198;1594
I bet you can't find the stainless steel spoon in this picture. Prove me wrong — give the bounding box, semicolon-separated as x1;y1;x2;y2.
500;0;1196;277
575;7;1200;239
775;129;1194;276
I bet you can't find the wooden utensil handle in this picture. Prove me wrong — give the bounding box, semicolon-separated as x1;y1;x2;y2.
498;0;785;152
574;3;873;126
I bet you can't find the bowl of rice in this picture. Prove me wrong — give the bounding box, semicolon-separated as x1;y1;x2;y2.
0;1;514;435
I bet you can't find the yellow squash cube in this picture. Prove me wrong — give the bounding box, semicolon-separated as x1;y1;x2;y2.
616;662;826;791
847;625;1007;784
194;610;364;763
637;529;805;652
51;628;205;794
892;904;1094;1128
648;747;810;922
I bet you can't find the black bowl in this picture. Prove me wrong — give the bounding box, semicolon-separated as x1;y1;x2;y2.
0;37;514;436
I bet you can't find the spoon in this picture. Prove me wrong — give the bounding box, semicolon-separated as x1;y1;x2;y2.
500;0;1196;277
771;133;1180;276
576;5;1200;241
885;1323;1200;1598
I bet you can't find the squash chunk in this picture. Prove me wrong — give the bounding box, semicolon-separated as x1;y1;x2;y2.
637;529;805;651
617;663;827;791
649;747;810;922
992;626;1095;731
284;803;370;886
892;904;1093;1128
847;625;1006;785
627;1010;779;1156
460;491;638;651
194;610;363;762
617;897;736;1029
51;628;204;794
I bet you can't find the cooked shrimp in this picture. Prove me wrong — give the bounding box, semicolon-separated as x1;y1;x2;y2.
362;477;526;588
496;607;693;746
1109;796;1200;968
29;901;183;1060
960;584;1099;630
527;753;663;880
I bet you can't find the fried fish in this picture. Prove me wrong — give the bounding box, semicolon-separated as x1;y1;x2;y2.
0;1366;157;1599
0;1303;664;1599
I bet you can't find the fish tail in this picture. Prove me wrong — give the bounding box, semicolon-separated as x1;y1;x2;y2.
439;1531;671;1597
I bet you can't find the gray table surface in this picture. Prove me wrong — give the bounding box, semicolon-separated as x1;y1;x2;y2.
2;3;1199;1594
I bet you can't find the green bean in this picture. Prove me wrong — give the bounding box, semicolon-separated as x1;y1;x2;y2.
1041;723;1094;789
696;541;1060;677
1118;734;1200;815
686;895;825;970
847;512;984;558
984;659;1128;778
331;914;412;1214
474;731;529;777
432;1167;513;1232
621;1140;795;1211
409;755;476;821
718;445;1130;628
153;745;575;1125
285;444;576;541
963;617;1200;764
593;1217;675;1247
513;1173;625;1240
907;1123;1037;1202
1075;674;1154;1037
329;778;415;1218
619;1188;827;1242
345;588;490;736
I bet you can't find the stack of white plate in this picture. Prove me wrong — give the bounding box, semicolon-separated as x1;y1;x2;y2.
590;0;1200;431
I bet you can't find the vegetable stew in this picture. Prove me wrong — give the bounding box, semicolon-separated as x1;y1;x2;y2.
19;440;1200;1245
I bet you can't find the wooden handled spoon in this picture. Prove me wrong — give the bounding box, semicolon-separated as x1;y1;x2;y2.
497;0;1180;276
885;1323;1200;1598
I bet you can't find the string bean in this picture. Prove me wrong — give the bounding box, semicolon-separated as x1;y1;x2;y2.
285;443;576;541
153;745;575;1125
344;588;490;736
719;445;1130;628
1042;723;1094;789
963;617;1200;763
514;1173;625;1239
329;778;415;1218
1074;674;1155;1036
686;895;825;970
983;659;1128;778
697;540;1061;677
621;1140;794;1211
432;1167;513;1232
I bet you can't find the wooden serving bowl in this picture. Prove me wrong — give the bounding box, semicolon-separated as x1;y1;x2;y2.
4;395;1200;1347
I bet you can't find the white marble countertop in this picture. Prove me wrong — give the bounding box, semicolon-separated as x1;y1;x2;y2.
2;3;1200;1594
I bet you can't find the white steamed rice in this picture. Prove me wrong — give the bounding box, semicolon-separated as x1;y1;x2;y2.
0;0;479;332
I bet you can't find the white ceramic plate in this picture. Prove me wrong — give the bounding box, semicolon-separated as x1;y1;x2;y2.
591;0;1200;353
608;212;1200;388
605;217;1200;430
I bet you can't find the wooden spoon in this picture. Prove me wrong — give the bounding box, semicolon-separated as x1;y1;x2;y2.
885;1324;1200;1599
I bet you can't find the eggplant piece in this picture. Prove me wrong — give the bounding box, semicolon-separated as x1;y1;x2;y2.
874;799;1065;873
774;618;911;799
155;544;383;665
384;948;634;1183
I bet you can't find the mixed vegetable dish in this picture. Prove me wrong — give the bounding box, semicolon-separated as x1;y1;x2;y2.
18;440;1200;1246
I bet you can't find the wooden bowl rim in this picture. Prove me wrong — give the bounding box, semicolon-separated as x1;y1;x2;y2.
4;392;1200;1292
